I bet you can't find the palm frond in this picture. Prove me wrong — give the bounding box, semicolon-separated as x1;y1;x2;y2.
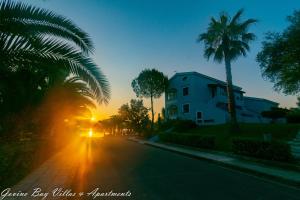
230;9;244;25
0;0;94;53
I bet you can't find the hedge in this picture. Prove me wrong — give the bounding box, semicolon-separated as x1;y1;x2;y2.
232;138;293;162
159;133;215;149
159;120;198;132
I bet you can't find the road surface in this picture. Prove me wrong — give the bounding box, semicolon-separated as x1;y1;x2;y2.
70;137;300;200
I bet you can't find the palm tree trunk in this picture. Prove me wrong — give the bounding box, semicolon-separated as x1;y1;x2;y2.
150;95;154;131
225;57;238;129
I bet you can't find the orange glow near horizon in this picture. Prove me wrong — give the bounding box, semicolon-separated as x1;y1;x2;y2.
88;129;93;137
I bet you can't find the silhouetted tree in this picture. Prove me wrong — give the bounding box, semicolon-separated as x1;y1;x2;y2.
0;0;110;136
131;69;168;130
118;99;150;135
257;10;300;95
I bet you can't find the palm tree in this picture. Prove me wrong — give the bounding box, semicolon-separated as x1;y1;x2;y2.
198;9;257;127
0;0;110;105
35;76;97;137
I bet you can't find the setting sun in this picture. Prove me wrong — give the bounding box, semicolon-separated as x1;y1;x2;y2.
88;129;93;138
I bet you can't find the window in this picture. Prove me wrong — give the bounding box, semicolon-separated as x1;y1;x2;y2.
167;91;177;100
197;111;202;119
183;87;189;96
211;87;216;98
168;105;178;116
182;76;187;81
183;104;189;113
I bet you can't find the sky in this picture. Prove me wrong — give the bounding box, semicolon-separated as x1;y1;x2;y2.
26;0;300;119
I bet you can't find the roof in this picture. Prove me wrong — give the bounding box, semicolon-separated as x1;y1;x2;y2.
170;71;243;91
244;96;278;105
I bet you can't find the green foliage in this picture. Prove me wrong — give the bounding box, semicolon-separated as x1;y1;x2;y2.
159;120;198;132
287;108;300;123
232;138;293;162
131;69;168;99
131;68;168;129
198;9;257;62
0;0;110;118
257;10;300;95
0;0;111;137
163;123;300;152
108;99;150;135
261;107;289;121
159;133;215;149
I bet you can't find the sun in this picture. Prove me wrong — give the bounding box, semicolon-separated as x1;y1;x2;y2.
88;129;93;137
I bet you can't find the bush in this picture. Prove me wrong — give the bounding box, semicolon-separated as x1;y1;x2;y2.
232;138;293;162
287;110;300;123
159;120;198;132
159;133;215;149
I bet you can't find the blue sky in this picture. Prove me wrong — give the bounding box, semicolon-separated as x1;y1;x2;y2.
26;0;300;118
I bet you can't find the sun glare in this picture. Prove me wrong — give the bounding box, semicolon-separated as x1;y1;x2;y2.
88;129;93;137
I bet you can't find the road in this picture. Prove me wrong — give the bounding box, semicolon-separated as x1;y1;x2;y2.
70;137;300;200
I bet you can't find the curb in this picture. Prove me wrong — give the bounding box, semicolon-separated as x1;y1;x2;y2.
128;138;300;188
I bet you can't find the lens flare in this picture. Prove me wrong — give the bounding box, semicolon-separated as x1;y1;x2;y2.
88;129;93;137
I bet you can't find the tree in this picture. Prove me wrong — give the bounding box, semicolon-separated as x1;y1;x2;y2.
0;0;110;112
257;10;300;95
131;69;168;130
198;9;257;128
0;0;110;135
118;99;150;135
261;107;288;123
34;77;97;138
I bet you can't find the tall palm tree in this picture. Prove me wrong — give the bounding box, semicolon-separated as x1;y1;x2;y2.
198;9;257;127
35;76;97;136
0;0;110;104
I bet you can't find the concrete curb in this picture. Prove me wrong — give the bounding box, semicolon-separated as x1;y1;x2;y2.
128;138;300;188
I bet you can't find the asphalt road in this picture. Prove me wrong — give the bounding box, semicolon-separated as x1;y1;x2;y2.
71;137;300;200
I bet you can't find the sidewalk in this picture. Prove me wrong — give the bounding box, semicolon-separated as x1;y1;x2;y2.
128;137;300;188
6;144;80;200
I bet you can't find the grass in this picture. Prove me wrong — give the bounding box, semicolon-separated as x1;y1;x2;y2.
170;123;300;152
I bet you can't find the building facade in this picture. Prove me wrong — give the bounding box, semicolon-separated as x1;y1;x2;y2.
165;72;278;125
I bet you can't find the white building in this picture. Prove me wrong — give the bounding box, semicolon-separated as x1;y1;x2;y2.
165;72;278;125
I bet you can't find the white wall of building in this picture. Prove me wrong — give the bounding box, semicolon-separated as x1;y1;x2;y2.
165;72;278;125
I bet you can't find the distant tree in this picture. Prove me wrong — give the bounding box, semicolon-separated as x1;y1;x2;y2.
198;9;257;129
286;97;300;123
156;113;162;130
261;107;289;123
257;10;300;95
161;107;166;121
118;99;150;135
131;69;168;130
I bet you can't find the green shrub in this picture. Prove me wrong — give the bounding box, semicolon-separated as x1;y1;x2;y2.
159;133;215;149
159;120;198;132
232;138;293;162
287;110;300;123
